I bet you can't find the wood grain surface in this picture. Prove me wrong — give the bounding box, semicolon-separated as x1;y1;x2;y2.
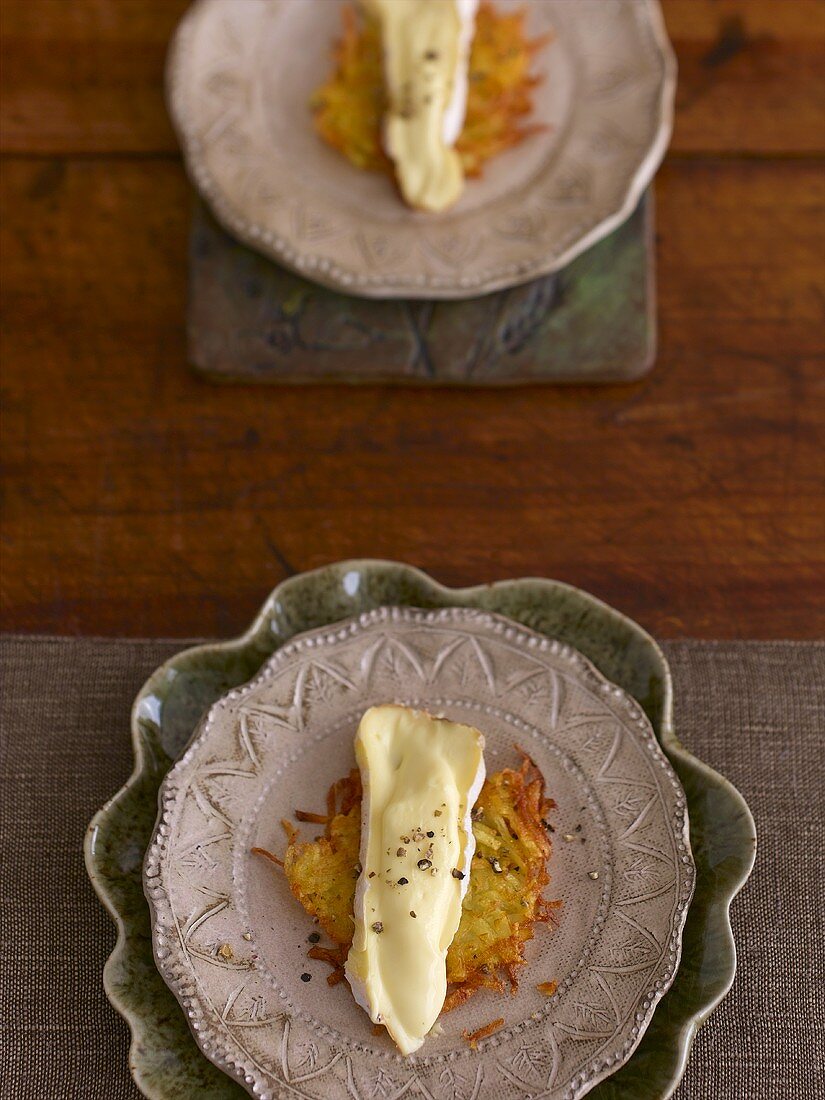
1;0;824;639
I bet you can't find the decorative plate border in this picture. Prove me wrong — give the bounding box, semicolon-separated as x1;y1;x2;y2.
85;561;756;1100
166;0;677;299
144;607;695;1099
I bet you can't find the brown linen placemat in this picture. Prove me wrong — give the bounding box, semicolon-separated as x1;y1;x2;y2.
1;638;822;1099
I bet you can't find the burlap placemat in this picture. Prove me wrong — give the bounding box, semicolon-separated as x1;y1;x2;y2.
1;638;821;1099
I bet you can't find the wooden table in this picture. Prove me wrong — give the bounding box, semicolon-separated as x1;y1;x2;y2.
2;0;823;640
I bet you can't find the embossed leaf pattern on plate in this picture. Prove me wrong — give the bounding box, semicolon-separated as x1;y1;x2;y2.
145;608;694;1100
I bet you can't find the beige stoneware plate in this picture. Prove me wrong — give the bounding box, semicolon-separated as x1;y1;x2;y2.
145;608;694;1100
167;0;676;299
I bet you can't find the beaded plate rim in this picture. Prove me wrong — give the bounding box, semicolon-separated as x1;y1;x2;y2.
165;0;676;299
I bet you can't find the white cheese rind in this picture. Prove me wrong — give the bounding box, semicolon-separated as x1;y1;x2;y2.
345;705;486;1055
442;0;479;145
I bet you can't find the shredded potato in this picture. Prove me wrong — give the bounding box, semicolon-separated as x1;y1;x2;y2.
262;753;560;1012
311;3;550;179
463;1016;505;1048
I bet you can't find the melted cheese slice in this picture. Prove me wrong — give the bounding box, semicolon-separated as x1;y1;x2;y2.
360;0;479;212
345;705;485;1054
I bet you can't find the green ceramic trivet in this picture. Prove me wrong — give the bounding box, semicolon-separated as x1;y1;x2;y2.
187;195;655;385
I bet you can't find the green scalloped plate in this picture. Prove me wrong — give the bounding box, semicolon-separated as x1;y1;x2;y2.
85;562;755;1099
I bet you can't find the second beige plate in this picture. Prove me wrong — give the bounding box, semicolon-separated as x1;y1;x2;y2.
145;607;694;1100
167;0;675;299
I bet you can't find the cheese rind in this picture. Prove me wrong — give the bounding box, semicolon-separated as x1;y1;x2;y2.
345;705;486;1055
360;0;478;211
442;0;479;146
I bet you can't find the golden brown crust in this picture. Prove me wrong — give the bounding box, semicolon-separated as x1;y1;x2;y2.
254;754;560;1014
